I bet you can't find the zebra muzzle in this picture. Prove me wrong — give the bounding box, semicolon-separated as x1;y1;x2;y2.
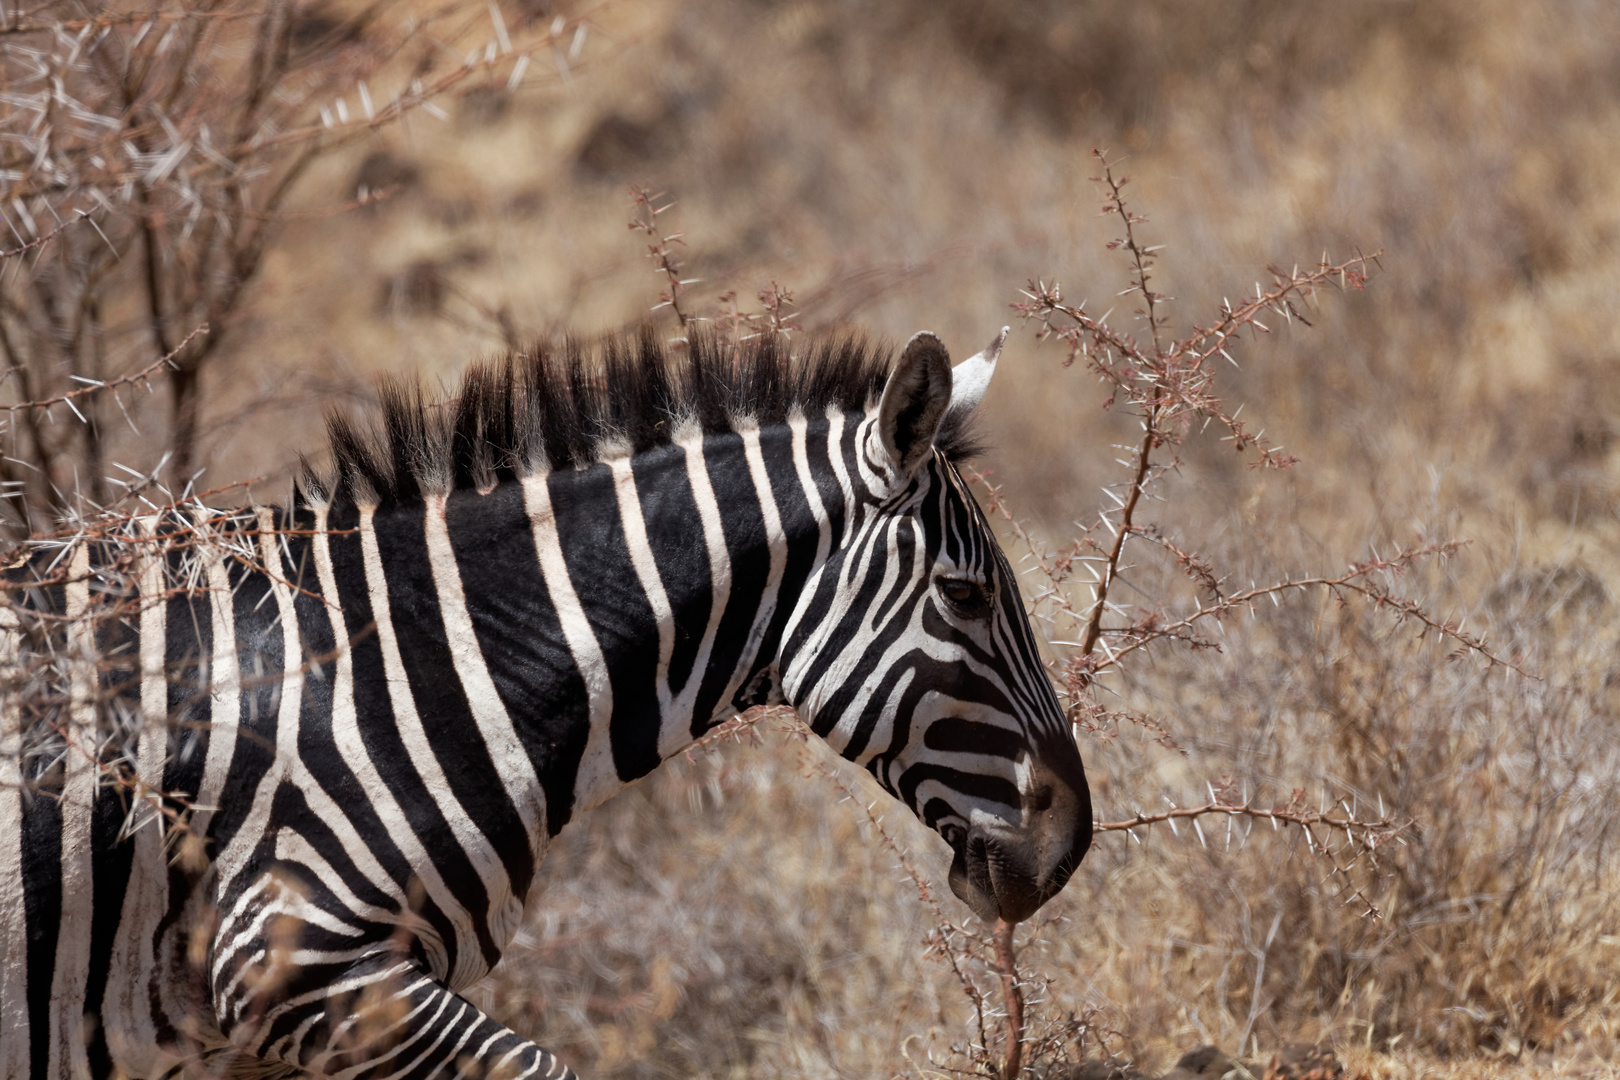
945;763;1092;923
947;820;1084;924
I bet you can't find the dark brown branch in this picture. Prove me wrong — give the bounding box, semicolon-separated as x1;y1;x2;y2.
1076;411;1157;675
993;919;1025;1080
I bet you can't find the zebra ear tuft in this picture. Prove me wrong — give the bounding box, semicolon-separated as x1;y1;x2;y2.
947;326;1008;417
877;331;952;477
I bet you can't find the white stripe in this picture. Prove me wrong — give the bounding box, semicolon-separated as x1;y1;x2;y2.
734;424;790;692
519;475;617;815
783;437;890;704
253;959;419;1060
51;542;95;1080
822;407;856;519
103;517;183;1078
855;413;895;495
608;455;675;726
210;508;303;910
308;511;466;982
789;413;834;574
781;411;867;696
327;981;460;1080
656;431;733;756
777;413;838;677
358;507;515;973
422;496;548;887
818;590;921;760
192;517;242;838
333;989;462;1080
0;603;30;1077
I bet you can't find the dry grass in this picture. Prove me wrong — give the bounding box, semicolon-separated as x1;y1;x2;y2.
7;0;1620;1076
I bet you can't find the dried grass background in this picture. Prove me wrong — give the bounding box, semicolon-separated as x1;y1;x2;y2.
8;0;1620;1076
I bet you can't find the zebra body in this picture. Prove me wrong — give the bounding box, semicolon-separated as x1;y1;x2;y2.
0;329;1092;1078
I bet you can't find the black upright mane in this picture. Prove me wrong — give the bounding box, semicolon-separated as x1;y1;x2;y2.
307;328;980;511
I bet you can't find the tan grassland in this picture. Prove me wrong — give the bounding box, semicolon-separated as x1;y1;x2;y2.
7;0;1620;1076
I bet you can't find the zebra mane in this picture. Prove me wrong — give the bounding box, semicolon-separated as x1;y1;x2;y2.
306;327;982;510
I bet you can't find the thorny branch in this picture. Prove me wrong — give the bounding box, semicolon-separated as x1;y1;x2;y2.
1095;791;1411;919
947;148;1527;1018
992;920;1025;1080
998;151;1518;696
1107;536;1531;675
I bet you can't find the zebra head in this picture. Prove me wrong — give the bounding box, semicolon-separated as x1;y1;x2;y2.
780;329;1092;924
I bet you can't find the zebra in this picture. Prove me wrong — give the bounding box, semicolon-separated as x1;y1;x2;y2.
0;325;1092;1079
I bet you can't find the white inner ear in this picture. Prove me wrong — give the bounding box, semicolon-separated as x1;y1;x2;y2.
948;326;1009;414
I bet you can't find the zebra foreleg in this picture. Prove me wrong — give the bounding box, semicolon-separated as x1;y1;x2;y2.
217;948;577;1080
209;872;572;1080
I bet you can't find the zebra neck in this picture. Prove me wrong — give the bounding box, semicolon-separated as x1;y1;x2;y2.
354;411;854;836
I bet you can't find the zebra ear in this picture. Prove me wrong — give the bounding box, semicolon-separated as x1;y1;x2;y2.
877;331;953;478
947;326;1009;417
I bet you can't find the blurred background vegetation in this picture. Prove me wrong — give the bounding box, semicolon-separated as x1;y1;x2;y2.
6;0;1620;1076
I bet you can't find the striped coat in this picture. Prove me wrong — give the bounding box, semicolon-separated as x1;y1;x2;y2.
0;328;1091;1078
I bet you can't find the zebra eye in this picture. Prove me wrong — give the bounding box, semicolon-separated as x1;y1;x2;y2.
936;576;991;618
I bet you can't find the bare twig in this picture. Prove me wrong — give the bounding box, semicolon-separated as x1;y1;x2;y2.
1;324;204;415
0;210;91;260
629;187;694;330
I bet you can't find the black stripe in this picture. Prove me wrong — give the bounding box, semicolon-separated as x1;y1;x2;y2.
938;465;966;567
20;789;61;1079
371;502;534;889
265;779;397;929
734;423;820;707
546;463;662;783
780;416;862;671
922;716;1025;759
837;611;931;764
327;501;479;969
804;526;914;738
85;777;136;1078
870;518;918;631
631;442;709;700
160;549;211;810
283;527;416;912
898;762;1021;816
921;797;960;830
441;481;589;836
689;431;771;736
805;416;850;545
